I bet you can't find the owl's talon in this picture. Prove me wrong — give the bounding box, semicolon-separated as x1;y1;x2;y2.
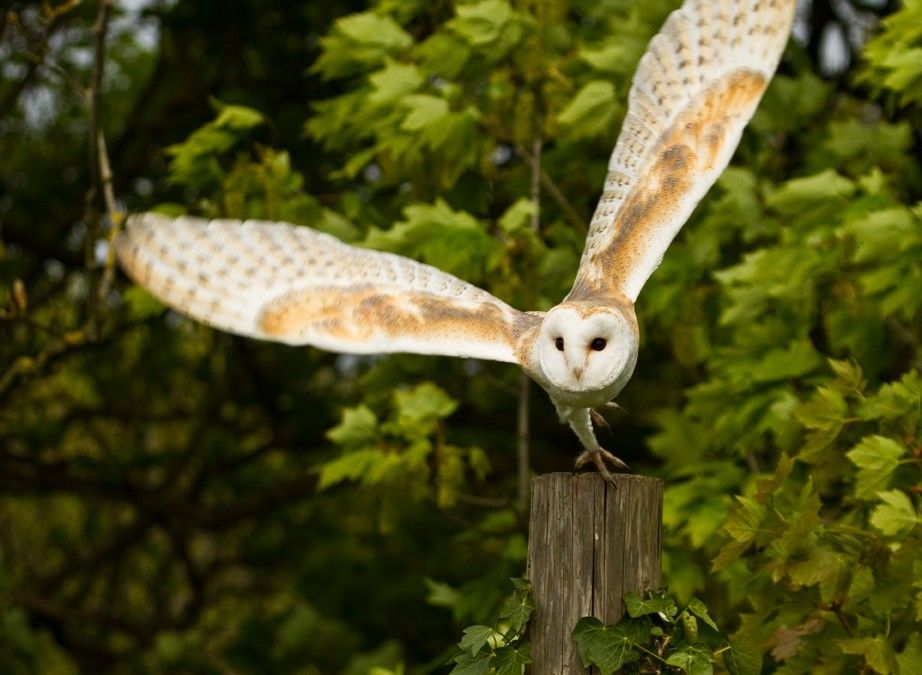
575;448;630;482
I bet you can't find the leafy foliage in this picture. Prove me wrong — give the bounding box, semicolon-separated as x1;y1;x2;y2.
572;592;728;675
448;578;533;675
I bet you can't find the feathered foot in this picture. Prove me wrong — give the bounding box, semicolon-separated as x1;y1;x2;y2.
575;447;630;482
555;405;631;482
589;408;610;431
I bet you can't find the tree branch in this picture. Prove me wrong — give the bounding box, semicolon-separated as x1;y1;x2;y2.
84;0;123;335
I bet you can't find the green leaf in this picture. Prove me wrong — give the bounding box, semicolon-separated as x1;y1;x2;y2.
122;285;166;320
449;651;492;675
686;598;719;632
317;449;380;489
897;633;922;675
492;643;531;675
448;0;517;46
571;617;643;675
870;490;920;537
458;625;494;657
401;94;449;131
425;579;459;610
796;387;848;431
498;581;534;636
623;590;678;619
748;339;822;383
665;642;715;675
723;497;766;544
165;103;266;187
364;200;500;282
498;198;537;234
326;405;378;447
840;636;898;674
724;637;762;675
368;60;423;104
766;169;855;215
557;81;616;139
392;383;457;435
578;40;643;74
859;370;922;421
313;13;413;79
785;547;848;602
846;435;906;499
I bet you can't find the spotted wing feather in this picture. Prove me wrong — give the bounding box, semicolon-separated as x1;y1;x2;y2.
117;214;539;363
572;0;795;303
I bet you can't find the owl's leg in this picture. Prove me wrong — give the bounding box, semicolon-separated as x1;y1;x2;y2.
556;406;629;481
589;408;610;431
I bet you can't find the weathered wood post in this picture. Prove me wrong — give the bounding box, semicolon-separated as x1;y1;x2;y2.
526;472;663;673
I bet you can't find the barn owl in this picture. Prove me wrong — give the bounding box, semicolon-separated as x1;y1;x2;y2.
117;0;796;480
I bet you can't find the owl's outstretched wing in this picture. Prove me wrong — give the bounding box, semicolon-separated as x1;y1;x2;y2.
116;214;540;363
570;0;795;303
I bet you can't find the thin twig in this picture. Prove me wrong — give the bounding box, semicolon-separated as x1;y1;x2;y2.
515;141;585;231
83;0;119;333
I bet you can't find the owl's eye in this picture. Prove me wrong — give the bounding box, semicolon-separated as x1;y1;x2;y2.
555;337;564;351
590;337;607;351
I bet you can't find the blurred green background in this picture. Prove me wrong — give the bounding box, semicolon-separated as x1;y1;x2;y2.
1;0;920;672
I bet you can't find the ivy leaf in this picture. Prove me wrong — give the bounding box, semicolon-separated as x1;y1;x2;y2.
492;643;531;675
557;81;616;139
840;636;898;674
498;579;534;636
665;642;716;675
846;435;906;499
571;617;644;675
623;590;678;619
458;625;494;656
724;637;762;675
686;598;719;631
449;651;492;675
870;490;920;537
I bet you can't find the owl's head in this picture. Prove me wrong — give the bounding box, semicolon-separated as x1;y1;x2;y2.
536;303;638;399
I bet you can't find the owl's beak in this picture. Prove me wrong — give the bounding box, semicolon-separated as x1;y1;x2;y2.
572;366;583;380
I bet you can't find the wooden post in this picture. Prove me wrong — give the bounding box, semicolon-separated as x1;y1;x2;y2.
526;472;663;674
